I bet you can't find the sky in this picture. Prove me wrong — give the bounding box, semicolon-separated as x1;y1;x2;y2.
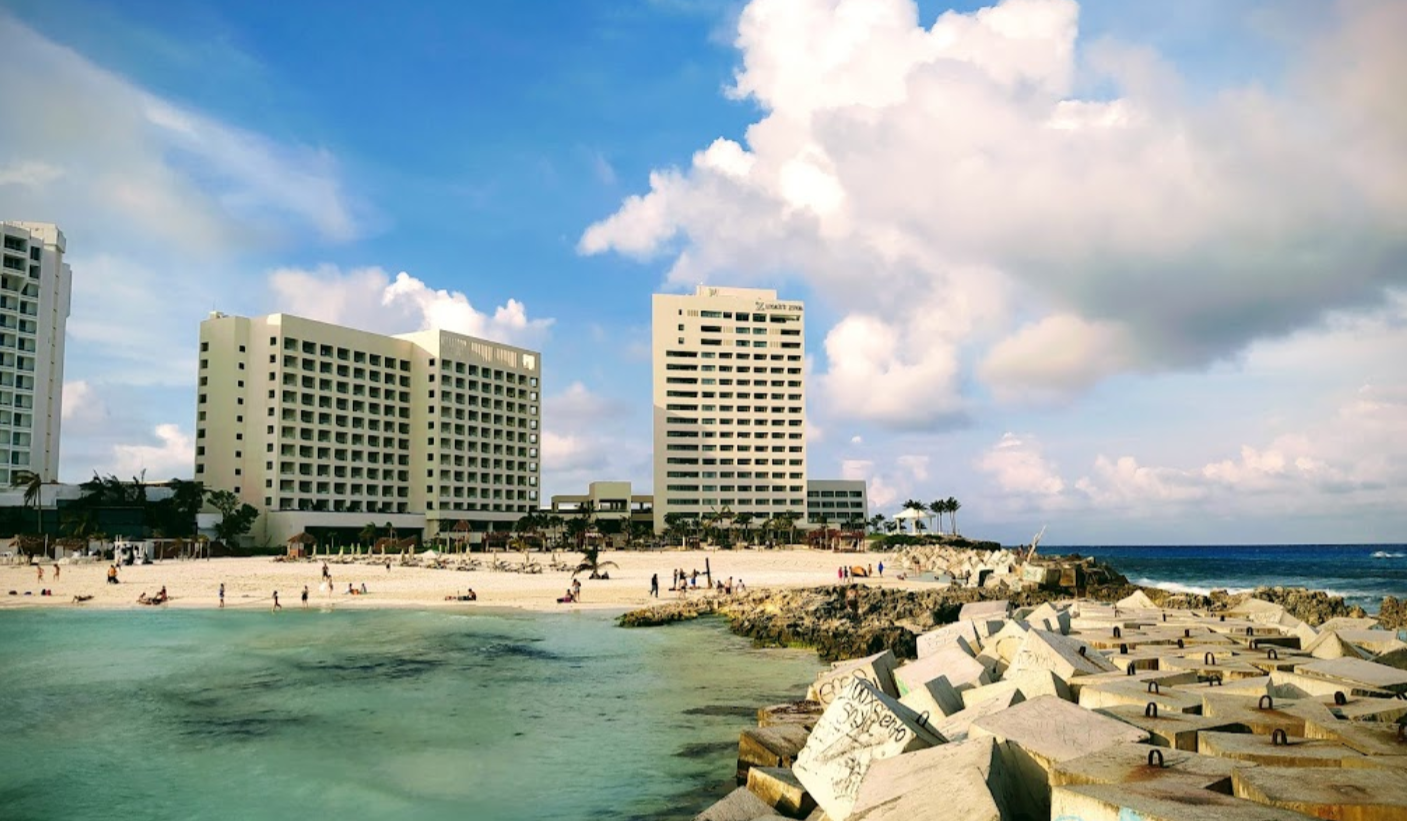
0;0;1403;545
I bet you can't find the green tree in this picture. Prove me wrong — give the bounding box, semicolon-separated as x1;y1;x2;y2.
572;544;618;579
10;469;43;534
359;521;378;546
734;512;754;545
868;513;886;534
209;490;258;545
946;497;961;536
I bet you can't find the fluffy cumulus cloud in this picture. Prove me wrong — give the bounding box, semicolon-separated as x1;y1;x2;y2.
841;454;930;510
540;383;650;496
266;266;554;349
582;0;1407;423
976;432;1065;496
109;424;194;480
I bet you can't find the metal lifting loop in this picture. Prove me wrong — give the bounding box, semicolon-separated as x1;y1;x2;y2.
1267;648;1279;660
1334;691;1348;706
1120;643;1128;655
1177;638;1185;649
1145;702;1159;718
1077;646;1087;657
1220;615;1226;622
1147;682;1161;694
1184;629;1191;638
1272;728;1289;746
1204;652;1217;666
1246;626;1254;636
1208;674;1222;687
1127;663;1137;676
1148;749;1164;767
1259;695;1274;710
1113;626;1122;638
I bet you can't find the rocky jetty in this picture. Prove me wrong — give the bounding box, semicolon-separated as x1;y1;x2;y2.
688;594;1407;820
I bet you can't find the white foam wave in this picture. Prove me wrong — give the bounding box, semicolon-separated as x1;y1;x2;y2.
1372;551;1405;558
1132;578;1252;597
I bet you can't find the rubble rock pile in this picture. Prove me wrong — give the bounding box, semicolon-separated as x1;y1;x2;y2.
895;545;1129;594
695;591;1407;820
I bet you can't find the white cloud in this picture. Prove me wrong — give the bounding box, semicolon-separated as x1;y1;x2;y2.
266;266;554;349
0;160;64;188
108;424;193;480
977;432;1065;495
539;383;650;498
840;454;930;512
583;0;1407;417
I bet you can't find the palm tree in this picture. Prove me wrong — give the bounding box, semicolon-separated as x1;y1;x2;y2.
11;470;44;536
734;512;754;545
946;497;961;536
573;544;618;580
929;499;947;535
868;513;886;534
901;499;926;535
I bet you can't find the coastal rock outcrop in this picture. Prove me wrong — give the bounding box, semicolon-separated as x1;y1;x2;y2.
1377;596;1407;630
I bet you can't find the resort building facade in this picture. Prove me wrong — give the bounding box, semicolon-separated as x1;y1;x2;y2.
805;479;868;529
0;221;71;484
196;312;541;545
651;286;806;534
548;481;653;529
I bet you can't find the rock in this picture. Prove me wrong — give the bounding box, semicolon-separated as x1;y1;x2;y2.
1380;596;1407;630
809;651;899;706
793;677;944;820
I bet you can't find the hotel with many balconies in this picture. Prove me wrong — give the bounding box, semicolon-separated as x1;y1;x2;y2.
195;312;541;545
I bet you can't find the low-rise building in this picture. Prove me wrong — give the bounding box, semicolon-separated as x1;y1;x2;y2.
805;479;868;529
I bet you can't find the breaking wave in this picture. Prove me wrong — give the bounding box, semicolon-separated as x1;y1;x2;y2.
1131;578;1251;597
1372;551;1405;559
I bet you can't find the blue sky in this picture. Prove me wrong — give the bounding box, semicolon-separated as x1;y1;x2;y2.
1;0;1403;545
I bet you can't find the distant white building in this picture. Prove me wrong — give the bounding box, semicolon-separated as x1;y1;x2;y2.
806;479;868;528
0;222;71;484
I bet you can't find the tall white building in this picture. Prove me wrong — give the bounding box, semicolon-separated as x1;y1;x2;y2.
0;222;71;483
196;313;541;545
651;286;806;533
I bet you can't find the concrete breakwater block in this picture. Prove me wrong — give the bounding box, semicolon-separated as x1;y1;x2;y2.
968;695;1149;818
1095;704;1239;751
896;675;964;719
1051;741;1247;793
893;646;989;696
915;620;981;659
1052;781;1318;821
808;651;899;706
738;725;811;783
958;600;1010;637
793;677;944;820
848;737;1013;821
758;701;824;729
932;687;1023;743
746;766;816;818
1295;657;1407;695
1197;730;1363;767
1006;629;1120;680
1233;764;1407;819
694;786;776;821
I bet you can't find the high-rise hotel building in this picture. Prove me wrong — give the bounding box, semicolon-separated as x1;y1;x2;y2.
196;313;541;545
0;222;71;484
651;286;806;533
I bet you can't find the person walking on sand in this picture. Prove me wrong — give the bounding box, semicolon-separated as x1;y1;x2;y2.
36;565;44;582
272;591;282;611
301;585;309;608
218;582;225;608
650;573;659;598
53;564;60;582
878;561;884;577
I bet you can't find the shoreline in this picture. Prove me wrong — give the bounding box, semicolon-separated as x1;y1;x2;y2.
0;549;908;614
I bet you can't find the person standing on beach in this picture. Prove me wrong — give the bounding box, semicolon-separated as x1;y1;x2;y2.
878;561;884;577
53;564;60;582
36;565;43;582
572;577;582;602
650;573;659;597
301;585;309;608
219;583;225;608
272;591;282;611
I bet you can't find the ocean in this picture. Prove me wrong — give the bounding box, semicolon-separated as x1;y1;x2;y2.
0;608;821;821
1048;543;1407;613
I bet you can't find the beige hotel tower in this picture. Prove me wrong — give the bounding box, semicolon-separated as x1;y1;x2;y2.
652;286;806;533
196;313;541;545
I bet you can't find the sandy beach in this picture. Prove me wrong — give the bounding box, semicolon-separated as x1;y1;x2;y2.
0;549;909;613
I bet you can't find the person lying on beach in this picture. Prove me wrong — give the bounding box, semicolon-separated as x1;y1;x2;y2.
444;589;478;602
557;589;575;604
72;594;94;603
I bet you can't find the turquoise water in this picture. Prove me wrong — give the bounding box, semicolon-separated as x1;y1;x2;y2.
0;609;821;820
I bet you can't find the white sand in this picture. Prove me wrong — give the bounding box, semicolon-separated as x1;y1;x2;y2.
0;549;915;613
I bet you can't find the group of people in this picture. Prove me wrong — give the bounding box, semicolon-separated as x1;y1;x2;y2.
137;586;168;606
664;568;745;596
837;562;883;580
445;588;477;602
557;577;583;604
34;564;60;582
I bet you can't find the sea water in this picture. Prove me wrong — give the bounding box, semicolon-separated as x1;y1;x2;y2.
1053;544;1407;613
0;608;822;821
